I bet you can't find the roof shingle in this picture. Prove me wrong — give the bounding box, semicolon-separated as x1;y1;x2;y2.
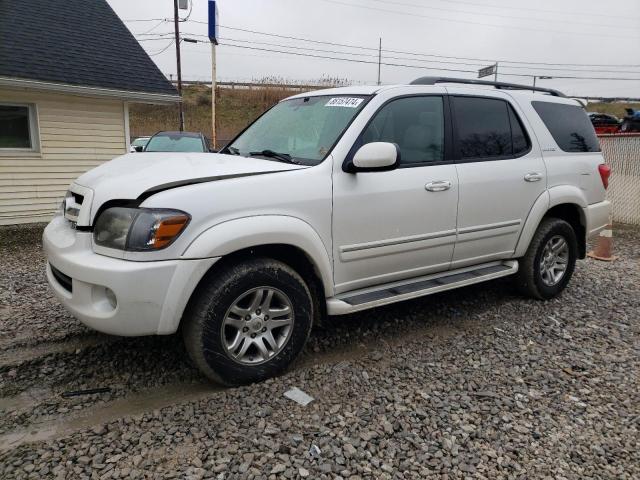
0;0;178;97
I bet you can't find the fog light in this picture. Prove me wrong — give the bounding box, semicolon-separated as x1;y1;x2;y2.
105;288;117;309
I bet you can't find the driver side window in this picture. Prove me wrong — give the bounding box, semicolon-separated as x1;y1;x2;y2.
361;96;445;166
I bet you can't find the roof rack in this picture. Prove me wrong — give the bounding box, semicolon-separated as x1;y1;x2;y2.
409;77;565;97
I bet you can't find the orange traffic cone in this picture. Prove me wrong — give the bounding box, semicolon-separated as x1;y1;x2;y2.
587;223;617;261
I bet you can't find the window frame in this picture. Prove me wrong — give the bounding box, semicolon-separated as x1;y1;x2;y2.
0;102;40;154
450;94;532;164
343;94;454;172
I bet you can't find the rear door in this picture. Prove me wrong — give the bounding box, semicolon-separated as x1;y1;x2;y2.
449;91;547;268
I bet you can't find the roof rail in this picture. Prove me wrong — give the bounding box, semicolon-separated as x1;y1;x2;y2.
409;77;566;97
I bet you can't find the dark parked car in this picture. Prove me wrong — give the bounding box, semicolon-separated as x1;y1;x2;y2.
588;112;620;134
144;131;212;153
620;108;640;133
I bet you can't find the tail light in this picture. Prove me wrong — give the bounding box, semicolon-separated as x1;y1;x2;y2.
598;164;611;189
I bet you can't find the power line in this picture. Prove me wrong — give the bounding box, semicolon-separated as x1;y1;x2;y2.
170;32;640;75
214;41;640;81
216;36;380;59
366;0;640;30
191;21;378;51
137;36;176;42
188;22;640;68
319;0;640;40
134;19;168;36
443;0;640;22
124;18;166;22
149;40;175;56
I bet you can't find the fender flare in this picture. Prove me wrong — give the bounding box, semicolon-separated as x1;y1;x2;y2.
514;185;587;257
181;215;334;297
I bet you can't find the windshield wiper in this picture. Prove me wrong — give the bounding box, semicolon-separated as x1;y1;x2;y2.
249;149;301;165
225;146;241;155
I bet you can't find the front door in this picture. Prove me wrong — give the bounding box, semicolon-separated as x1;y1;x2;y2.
332;95;458;294
449;94;547;267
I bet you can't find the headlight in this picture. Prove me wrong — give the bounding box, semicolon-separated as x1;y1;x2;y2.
93;207;190;251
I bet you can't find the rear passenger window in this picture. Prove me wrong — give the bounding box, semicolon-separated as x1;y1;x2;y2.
361;96;444;166
532;101;600;153
453;96;530;160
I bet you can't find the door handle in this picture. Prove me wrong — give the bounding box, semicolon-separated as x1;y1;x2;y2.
425;180;452;192
524;172;543;182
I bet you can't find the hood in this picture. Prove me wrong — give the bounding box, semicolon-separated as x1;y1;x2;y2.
72;152;306;225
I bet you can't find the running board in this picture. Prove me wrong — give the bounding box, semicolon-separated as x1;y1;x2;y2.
327;260;518;315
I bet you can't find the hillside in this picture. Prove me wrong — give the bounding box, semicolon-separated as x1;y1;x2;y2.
129;85;308;147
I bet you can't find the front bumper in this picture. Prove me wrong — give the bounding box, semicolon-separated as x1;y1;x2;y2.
43;216;218;336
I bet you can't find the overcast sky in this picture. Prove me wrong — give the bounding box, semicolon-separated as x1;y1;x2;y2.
108;0;640;98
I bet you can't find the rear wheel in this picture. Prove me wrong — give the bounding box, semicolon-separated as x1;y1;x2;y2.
516;217;577;300
182;258;313;386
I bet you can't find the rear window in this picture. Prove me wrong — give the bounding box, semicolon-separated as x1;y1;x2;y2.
532;101;600;153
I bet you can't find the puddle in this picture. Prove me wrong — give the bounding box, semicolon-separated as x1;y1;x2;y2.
0;382;218;453
0;334;114;369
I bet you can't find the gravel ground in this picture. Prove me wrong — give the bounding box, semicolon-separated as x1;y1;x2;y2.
0;224;639;479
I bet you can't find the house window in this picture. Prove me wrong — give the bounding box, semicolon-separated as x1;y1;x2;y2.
0;104;38;151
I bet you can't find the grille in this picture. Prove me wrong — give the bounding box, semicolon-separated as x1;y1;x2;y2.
50;264;73;293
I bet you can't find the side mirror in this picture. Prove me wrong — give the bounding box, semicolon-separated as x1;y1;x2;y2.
133;145;144;152
352;142;399;171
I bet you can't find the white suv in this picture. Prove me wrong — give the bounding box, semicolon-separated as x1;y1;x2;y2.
44;77;611;385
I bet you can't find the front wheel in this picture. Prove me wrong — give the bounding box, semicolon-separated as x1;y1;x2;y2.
515;217;577;300
182;258;314;386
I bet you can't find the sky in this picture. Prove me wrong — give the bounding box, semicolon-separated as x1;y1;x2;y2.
108;0;640;98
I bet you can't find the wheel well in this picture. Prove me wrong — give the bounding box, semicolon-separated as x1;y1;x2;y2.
544;204;586;258
185;244;327;327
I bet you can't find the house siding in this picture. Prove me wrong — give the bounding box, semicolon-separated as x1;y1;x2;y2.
0;89;126;225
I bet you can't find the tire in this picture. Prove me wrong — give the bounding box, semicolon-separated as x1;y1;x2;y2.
515;217;577;300
182;257;314;386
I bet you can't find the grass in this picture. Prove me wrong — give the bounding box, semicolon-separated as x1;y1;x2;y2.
129;84;640;148
130;84;321;147
586;102;640;119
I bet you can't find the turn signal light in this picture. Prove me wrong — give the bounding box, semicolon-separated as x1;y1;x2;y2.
151;215;190;249
598;164;611;190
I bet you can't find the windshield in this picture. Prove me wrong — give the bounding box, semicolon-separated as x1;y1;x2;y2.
132;137;149;147
145;134;204;152
227;95;370;165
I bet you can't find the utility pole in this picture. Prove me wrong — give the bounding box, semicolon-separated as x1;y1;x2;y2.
494;62;498;82
377;38;382;86
173;0;185;131
211;41;217;149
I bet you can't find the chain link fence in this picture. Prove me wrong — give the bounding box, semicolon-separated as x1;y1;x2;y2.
599;134;640;225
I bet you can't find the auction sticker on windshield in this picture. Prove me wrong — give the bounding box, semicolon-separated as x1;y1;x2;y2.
325;97;364;108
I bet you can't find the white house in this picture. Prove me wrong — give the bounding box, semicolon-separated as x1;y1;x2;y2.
0;0;180;224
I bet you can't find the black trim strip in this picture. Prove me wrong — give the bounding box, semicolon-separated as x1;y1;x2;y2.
341;229;456;253
50;264;72;293
137;169;302;201
457;220;521;235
